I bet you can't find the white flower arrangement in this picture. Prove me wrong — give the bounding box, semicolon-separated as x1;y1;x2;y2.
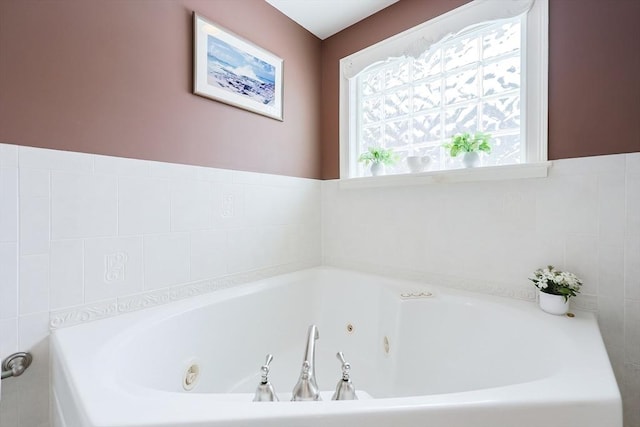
530;265;582;301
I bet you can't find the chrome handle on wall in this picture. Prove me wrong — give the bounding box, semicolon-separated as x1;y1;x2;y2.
1;352;33;380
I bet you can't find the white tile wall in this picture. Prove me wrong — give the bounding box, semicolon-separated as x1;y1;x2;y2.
18;255;49;315
623;363;640;427
212;184;245;228
20;196;50;256
51;172;118;239
118;176;171;235
0;168;18;242
170;179;214;231
0;143;637;427
49;240;84;309
626;155;640;304
19;146;93;172
0;143;321;427
84;236;145;302
322;152;640;427
627;300;640;363
143;233;190;289
189;230;227;281
0;318;18;361
0;242;18;320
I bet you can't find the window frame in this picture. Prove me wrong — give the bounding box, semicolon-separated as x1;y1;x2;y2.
339;0;548;180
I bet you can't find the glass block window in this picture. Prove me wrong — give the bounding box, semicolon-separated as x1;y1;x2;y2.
354;16;524;176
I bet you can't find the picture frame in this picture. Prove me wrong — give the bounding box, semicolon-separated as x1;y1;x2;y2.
193;13;284;121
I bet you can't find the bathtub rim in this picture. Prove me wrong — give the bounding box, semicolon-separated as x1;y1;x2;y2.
50;266;622;427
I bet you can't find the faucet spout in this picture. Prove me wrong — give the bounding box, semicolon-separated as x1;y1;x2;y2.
303;325;319;378
291;325;320;401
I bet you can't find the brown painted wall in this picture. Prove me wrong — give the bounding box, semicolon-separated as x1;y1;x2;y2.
3;0;638;180
0;0;322;179
548;0;640;160
320;0;640;179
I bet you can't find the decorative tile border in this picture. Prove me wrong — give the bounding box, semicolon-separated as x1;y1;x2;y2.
117;288;172;313
49;299;118;329
48;256;600;330
49;260;318;330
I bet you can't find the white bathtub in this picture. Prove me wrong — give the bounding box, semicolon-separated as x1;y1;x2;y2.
51;267;622;427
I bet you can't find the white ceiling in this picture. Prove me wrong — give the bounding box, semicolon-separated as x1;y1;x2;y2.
265;0;400;40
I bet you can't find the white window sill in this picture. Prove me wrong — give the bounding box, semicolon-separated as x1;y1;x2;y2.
338;161;552;190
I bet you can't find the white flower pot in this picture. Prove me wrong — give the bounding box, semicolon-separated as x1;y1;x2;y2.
462;152;480;168
370;163;384;176
538;290;569;315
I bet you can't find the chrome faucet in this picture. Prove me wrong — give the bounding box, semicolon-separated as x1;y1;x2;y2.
291;325;321;401
332;352;357;400
253;354;278;402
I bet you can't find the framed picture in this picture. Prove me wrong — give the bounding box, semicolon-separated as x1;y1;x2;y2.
193;13;284;121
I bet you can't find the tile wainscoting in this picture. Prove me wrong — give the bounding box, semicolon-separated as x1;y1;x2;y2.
0;143;321;426
322;153;640;427
0;144;638;426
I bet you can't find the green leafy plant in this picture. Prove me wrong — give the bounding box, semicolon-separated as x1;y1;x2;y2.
530;265;583;302
358;147;399;166
443;132;492;157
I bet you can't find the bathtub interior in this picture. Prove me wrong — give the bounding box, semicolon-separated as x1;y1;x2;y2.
105;270;563;400
106;274;390;398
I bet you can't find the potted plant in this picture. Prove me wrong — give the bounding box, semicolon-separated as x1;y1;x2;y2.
529;265;583;315
358;147;398;176
443;132;491;168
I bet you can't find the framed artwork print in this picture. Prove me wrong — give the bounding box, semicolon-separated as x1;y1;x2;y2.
193;13;284;121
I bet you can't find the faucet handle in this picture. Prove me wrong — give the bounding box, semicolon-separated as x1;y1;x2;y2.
260;353;274;383
254;354;278;402
332;352;357;400
336;352;351;380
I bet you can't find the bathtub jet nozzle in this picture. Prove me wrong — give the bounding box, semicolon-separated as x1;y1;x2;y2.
253;354;279;402
291;325;321;401
332;352;358;400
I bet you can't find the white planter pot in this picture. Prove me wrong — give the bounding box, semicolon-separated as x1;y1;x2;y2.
370;163;384;176
538;290;569;315
462;152;480;168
